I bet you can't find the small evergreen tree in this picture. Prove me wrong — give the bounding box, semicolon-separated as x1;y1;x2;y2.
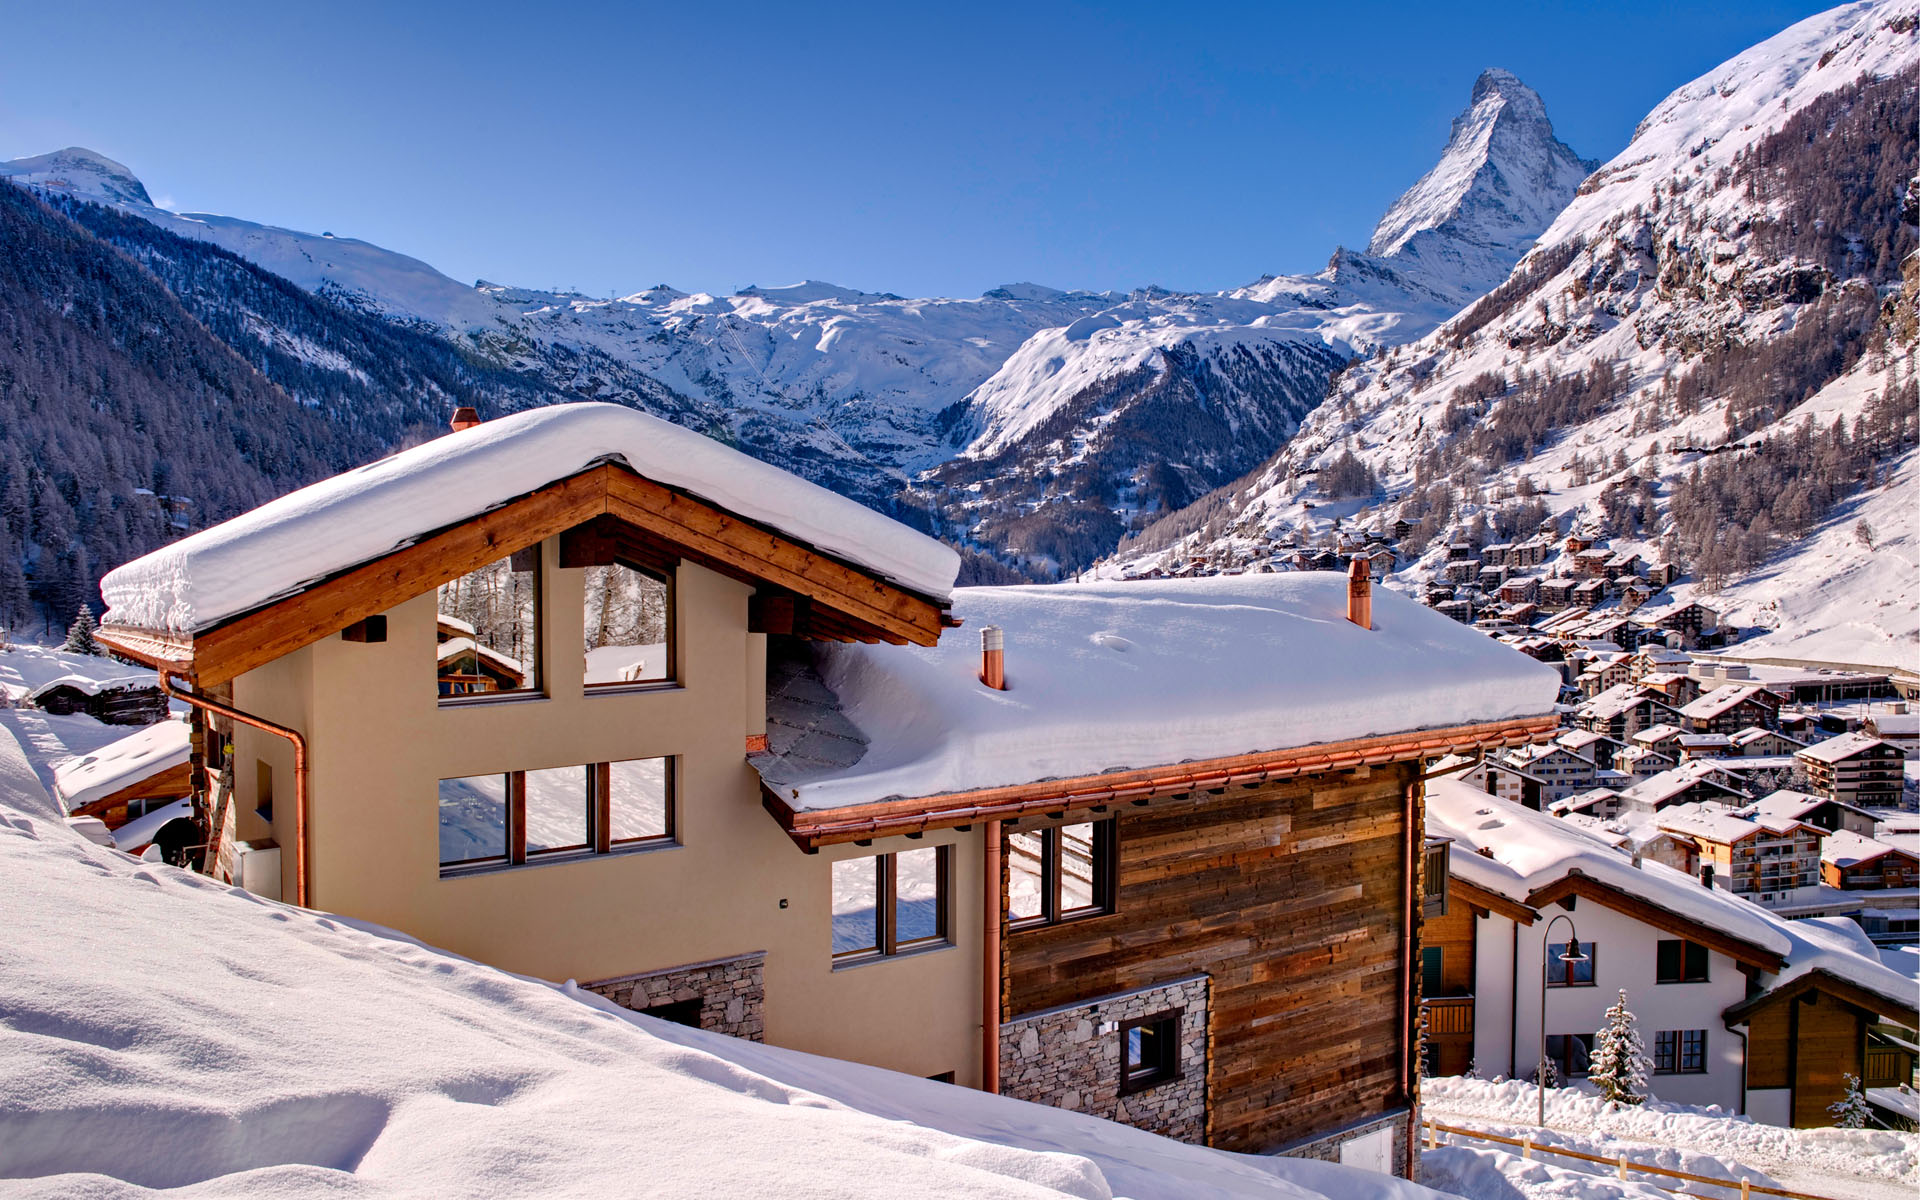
62;604;102;657
1828;1074;1872;1128
1588;989;1649;1105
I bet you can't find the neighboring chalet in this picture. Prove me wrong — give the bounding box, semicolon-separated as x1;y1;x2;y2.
50;718;191;830
27;673;169;725
1656;803;1824;906
1424;782;1917;1126
1739;789;1877;838
1576;685;1686;740
1820;830;1920;890
97;403;1562;1174
1679;685;1779;736
1798;733;1906;810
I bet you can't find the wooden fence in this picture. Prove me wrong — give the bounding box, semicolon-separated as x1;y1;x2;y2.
1421;1118;1848;1200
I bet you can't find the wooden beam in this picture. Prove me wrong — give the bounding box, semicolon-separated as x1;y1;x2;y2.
187;471;611;686
66;761;194;821
1449;876;1537;925
605;470;942;645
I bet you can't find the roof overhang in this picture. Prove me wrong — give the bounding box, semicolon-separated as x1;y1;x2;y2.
1526;871;1785;973
763;713;1559;850
101;463;951;686
1450;875;1539;925
1722;968;1919;1031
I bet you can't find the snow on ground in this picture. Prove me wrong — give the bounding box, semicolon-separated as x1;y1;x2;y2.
1424;1076;1919;1200
764;574;1560;811
99;402;962;637
0;719;1453;1199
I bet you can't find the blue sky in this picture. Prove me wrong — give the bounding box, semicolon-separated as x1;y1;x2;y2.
1;1;1836;298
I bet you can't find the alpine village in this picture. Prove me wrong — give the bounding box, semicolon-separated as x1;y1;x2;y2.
2;4;1918;1199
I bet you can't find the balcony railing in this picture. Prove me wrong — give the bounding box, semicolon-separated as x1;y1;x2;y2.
1423;994;1475;1036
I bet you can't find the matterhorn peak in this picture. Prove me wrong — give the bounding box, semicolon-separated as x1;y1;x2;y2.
1357;69;1596;303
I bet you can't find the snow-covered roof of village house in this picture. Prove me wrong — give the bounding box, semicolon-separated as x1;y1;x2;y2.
49;718;189;813
755;574;1560;812
25;672;155;701
1617;763;1740;808
1798;730;1897;764
1740;789;1870;824
1426;778;1789;956
1680;684;1771;721
1821;828;1908;868
99;403;961;635
1581;684;1665;721
1657;801;1809;844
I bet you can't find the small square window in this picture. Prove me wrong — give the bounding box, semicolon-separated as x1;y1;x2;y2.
437;551;540;701
1120;1010;1181;1094
1655;939;1709;983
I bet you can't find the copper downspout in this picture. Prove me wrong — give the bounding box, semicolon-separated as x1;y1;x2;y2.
159;672;310;908
1401;777;1419;1179
982;818;1003;1094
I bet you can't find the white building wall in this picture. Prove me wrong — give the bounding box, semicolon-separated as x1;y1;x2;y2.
1472;911;1519;1079
1495;899;1747;1111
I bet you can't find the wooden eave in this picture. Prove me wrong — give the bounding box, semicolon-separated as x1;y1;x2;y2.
1722;968;1919;1030
762;713;1559;850
99;463;950;686
64;761;193;821
1525;872;1786;973
1449;875;1539;925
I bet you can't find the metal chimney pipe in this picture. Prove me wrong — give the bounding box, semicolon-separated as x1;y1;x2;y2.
979;625;1006;690
1347;558;1373;630
450;406;481;432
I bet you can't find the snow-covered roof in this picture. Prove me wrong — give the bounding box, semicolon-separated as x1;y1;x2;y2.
757;574;1561;812
1658;802;1808;845
1821;829;1911;869
1634;723;1684;745
1741;789;1870;824
49;719;190;813
1799;731;1899;764
436;637;526;675
1582;684;1668;720
108;796;193;853
99;403;960;635
1680;684;1770;720
1617;764;1741;808
25;672;155;701
1426;778;1789;956
1867;712;1920;737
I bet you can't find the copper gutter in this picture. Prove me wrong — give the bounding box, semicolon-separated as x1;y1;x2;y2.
160;672;310;907
766;714;1559;849
982;818;1002;1094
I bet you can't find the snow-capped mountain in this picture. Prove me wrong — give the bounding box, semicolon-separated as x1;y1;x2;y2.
3;65;1593;575
1366;68;1600;306
925;70;1596;570
1107;0;1920;668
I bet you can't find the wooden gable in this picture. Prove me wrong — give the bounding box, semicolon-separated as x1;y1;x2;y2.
102;463;949;686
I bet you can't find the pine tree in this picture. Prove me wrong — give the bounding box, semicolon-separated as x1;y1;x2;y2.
1828;1073;1872;1128
62;604;102;657
1588;989;1649;1105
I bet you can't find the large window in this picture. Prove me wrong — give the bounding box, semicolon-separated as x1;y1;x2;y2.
584;562;672;688
1546;941;1596;988
437;756;673;874
1653;1029;1707;1074
1007;819;1116;927
437;551;540;700
832;845;950;963
1655;939;1709;984
1120;1010;1181;1094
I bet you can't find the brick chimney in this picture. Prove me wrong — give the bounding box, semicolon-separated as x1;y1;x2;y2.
1347;558;1372;630
979;625;1006;690
450;406;482;432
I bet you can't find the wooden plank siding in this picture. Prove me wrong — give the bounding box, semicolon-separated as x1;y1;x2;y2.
1003;763;1418;1153
1738;978;1885;1126
1420;894;1478;1078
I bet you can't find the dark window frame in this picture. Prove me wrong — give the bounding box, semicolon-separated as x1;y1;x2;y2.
1546;941;1597;988
1654;1028;1708;1074
1119;1008;1182;1095
832;845;953;966
1545;1032;1595;1078
1007;818;1119;929
1655;938;1710;984
438;756;676;877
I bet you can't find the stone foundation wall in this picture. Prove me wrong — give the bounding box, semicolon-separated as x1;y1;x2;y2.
1275;1109;1412;1179
583;951;765;1041
999;975;1208;1143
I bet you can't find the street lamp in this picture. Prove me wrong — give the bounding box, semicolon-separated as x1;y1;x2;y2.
1538;912;1588;1128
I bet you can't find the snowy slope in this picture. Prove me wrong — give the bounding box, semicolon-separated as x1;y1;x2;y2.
1105;1;1920;665
0;724;1442;1199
